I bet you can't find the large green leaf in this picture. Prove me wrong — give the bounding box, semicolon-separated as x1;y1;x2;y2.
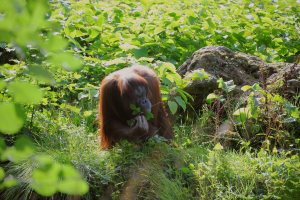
133;47;148;59
0;103;26;134
28;65;56;85
1;136;36;163
175;96;186;111
47;52;82;71
168;101;178;115
8;81;43;104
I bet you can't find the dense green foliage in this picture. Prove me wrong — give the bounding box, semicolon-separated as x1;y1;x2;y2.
0;0;300;199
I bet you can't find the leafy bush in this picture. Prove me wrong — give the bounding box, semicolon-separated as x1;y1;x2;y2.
1;0;300;199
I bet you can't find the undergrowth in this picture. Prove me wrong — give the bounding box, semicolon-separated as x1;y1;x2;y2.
2;107;300;200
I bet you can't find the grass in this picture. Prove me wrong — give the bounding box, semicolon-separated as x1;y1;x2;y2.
2;106;300;200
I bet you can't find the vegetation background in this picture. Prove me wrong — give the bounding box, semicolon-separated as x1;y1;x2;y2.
0;0;299;199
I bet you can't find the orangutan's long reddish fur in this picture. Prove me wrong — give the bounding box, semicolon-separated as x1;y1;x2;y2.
97;65;173;149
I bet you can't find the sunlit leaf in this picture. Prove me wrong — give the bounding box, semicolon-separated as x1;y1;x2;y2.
213;143;223;150
0;80;6;91
192;70;209;81
0;137;6;154
206;18;216;32
0;102;26;134
48;52;82;71
154;27;164;35
233;107;252;123
168;101;178;114
206;93;217;103
179;167;190;173
133;47;148;59
1;136;36;163
140;0;149;6
241;85;252;92
78;92;89;100
89;89;99;99
105;59;126;66
105;66;118;75
0;167;5;180
8;81;43;104
175;96;186;111
28;65;56;85
0;175;18;189
245;15;255;20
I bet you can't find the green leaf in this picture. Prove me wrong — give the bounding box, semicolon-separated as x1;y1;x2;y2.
84;111;92;117
192;70;209;81
233;107;252;123
241;85;252;92
1;136;36;163
218;79;236;93
0;80;6;90
106;58;126;66
166;73;181;85
145;112;154;120
66;35;84;51
175;96;186;111
58;179;89;195
140;0;149;6
159;62;176;73
154;27;164;35
288;107;299;118
181;90;194;101
65;15;79;26
48;52;82;71
0;176;17;189
271;95;284;103
66;105;80;113
201;0;209;6
168;101;178;114
273;38;283;43
31;159;61;196
138;57;154;62
284;102;300;118
282;117;296;123
206;93;218;103
96;15;105;27
175;88;187;102
252;83;263;92
15;135;36;154
189;163;195;170
133;47;148;59
28;65;56;85
188;16;197;25
261;17;272;24
58;164;88;195
0;167;4;180
244;15;255;20
132;111;138;115
89;89;99;99
119;43;139;51
247;92;259;118
8;81;43;104
213;143;223;150
105;66;117;75
130;104;137;110
78;92;88;100
87;26;101;39
206;18;216;32
44;34;68;53
0;137;6;153
179;167;190;173
0;102;26;134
